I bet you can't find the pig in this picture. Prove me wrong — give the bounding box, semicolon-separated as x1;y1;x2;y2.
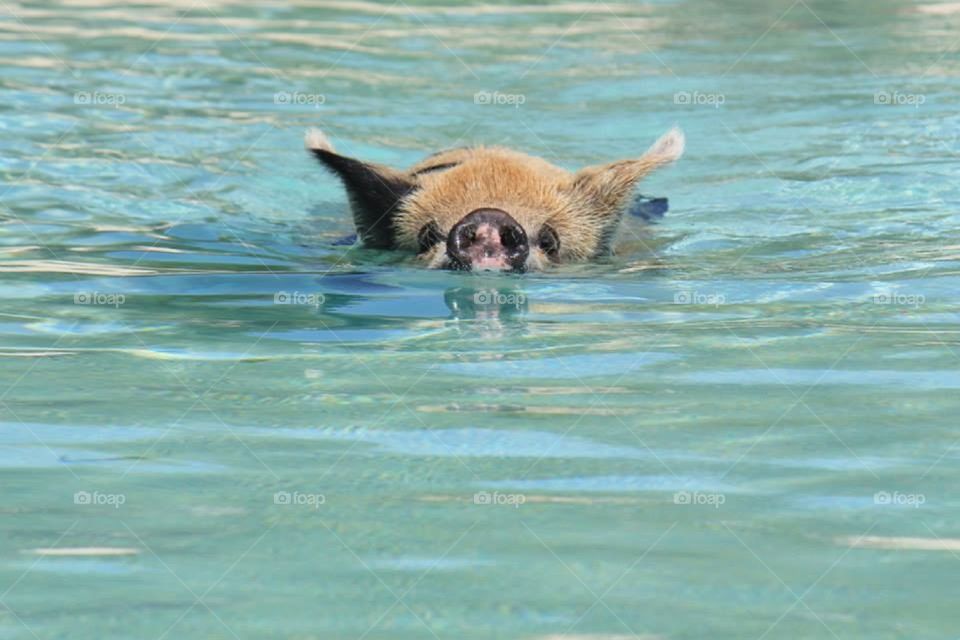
305;127;683;272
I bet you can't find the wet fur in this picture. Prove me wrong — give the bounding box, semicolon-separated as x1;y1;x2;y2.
306;127;684;271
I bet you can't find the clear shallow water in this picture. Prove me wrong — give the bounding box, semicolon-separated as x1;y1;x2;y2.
1;0;959;638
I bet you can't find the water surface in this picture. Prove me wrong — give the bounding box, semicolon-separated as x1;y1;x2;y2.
1;1;959;638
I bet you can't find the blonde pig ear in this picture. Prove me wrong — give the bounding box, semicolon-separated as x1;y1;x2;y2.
566;127;684;250
305;128;415;249
569;127;684;212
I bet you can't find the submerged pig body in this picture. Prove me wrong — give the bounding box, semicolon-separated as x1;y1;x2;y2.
305;127;684;272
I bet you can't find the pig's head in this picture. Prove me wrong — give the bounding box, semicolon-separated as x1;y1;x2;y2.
306;127;683;272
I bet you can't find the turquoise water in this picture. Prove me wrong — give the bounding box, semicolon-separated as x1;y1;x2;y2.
2;1;959;638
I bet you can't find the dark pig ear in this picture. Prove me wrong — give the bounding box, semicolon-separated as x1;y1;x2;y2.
305;129;415;249
566;127;684;250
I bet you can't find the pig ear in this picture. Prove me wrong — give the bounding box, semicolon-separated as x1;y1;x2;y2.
568;127;684;240
305;128;415;249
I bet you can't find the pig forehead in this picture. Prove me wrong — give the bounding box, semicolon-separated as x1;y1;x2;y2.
403;153;571;226
403;186;564;232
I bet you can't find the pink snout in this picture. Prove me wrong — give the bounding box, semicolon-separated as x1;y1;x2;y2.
446;208;529;272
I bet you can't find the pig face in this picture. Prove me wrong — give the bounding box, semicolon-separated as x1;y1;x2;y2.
306;127;683;272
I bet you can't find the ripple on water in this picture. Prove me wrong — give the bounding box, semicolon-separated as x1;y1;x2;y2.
482;474;744;494
439;352;679;379
0;423;221;472
247;426;644;459
681;368;960;389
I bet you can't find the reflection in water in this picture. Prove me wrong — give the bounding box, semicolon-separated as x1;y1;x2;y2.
443;285;529;321
443;285;530;348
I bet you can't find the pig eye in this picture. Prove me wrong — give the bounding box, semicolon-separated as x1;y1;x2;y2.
537;225;560;257
417;222;444;253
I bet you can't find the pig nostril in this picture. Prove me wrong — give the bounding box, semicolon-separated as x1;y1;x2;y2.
460;224;477;246
501;225;524;250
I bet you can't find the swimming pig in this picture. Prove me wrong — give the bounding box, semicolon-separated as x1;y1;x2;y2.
305;127;683;272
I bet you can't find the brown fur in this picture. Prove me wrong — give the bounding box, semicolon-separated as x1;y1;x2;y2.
305;127;684;271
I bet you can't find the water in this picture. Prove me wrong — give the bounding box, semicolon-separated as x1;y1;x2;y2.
2;1;959;638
